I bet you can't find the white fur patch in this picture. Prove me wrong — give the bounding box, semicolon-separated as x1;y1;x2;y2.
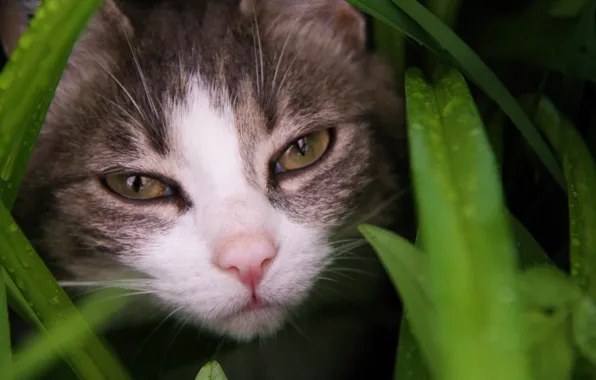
120;78;329;340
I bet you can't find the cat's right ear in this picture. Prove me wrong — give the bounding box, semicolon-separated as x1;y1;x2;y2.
0;0;30;56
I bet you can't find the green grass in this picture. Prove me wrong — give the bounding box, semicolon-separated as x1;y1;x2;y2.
1;0;595;379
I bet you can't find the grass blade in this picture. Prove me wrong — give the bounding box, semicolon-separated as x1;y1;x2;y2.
369;0;565;190
0;0;102;207
0;271;12;380
358;224;438;375
12;289;128;380
529;96;596;296
405;65;530;380
518;267;579;380
346;0;441;54
4;268;44;330
0;203;131;380
508;212;557;268
393;231;431;380
394;320;431;380
195;361;228;380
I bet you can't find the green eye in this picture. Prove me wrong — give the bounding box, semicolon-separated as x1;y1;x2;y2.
275;129;331;173
104;174;172;200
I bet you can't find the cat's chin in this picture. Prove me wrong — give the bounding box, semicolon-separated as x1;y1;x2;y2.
207;304;287;341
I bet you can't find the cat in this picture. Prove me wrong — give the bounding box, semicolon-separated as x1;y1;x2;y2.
3;0;410;378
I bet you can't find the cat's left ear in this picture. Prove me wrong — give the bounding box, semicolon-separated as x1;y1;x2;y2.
240;0;367;52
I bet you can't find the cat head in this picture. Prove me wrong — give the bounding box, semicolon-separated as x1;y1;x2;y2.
8;0;405;341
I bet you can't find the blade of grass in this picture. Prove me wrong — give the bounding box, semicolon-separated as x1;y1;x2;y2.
0;0;102;208
573;296;596;366
0;203;131;380
529;96;596;297
518;267;580;380
394;319;431;380
195;361;228;380
3;268;44;330
346;0;441;54
0;271;12;380
392;230;431;380
12;288;128;380
405;65;531;380
550;0;589;17
388;0;565;190
358;224;438;376
508;212;557;268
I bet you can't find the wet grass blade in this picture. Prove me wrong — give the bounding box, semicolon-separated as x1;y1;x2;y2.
358;224;438;375
394;319;431;380
0;203;131;380
392;0;565;191
518;267;580;380
405;66;530;380
349;0;564;189
508;212;556;268
392;232;431;380
0;271;12;380
529;96;596;297
195;361;228;380
12;288;128;380
346;0;441;54
0;0;102;207
4;268;44;330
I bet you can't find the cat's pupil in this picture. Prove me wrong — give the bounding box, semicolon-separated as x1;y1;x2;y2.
295;137;308;156
126;176;144;193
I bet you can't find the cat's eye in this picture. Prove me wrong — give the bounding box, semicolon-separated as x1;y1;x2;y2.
103;174;173;200
275;129;331;173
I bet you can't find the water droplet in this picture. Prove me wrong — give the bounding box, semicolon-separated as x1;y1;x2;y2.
8;223;17;232
16;279;25;289
572;238;581;246
18;34;32;49
7;267;14;273
0;73;13;90
500;287;515;303
50;296;59;305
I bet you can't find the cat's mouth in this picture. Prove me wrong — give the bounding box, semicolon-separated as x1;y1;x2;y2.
244;297;267;311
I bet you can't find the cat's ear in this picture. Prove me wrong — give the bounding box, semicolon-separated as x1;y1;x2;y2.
240;0;367;53
0;0;32;56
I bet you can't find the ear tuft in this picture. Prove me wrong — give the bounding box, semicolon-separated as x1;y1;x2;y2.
332;0;366;51
240;0;367;53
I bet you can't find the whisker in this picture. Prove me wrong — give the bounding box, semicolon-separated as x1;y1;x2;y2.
159;315;192;377
326;238;364;247
326;267;383;279
120;22;160;121
275;54;297;99
285;311;311;343
249;4;261;97
131;306;182;364
95;61;147;123
271;19;299;100
253;9;265;98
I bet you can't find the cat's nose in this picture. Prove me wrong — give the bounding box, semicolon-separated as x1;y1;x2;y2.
214;234;277;289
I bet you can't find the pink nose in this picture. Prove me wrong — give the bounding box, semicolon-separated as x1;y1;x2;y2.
214;234;277;289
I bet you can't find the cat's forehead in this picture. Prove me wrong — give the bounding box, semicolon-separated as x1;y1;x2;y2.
101;0;370;154
40;0;398;183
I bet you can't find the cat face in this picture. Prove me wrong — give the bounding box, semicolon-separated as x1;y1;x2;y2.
13;0;404;340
